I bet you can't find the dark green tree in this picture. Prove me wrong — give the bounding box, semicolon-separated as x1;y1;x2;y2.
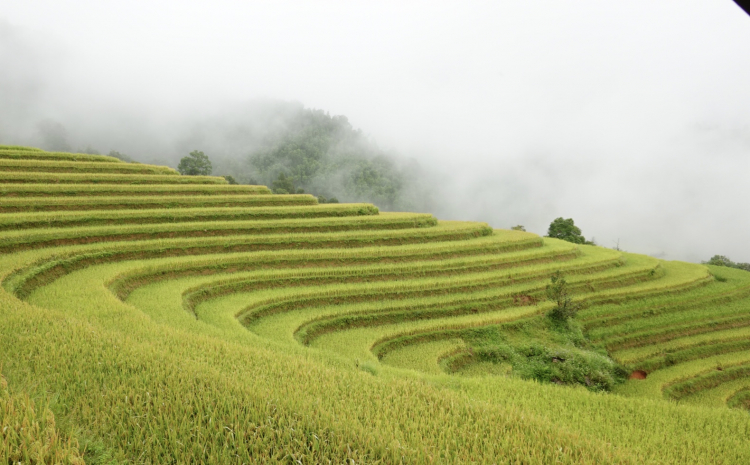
545;271;580;322
707;255;734;267
223;175;238;185
178;150;212;176
704;255;750;272
511;225;526;231
271;172;296;194
246;110;407;209
108;150;134;163
547;217;586;244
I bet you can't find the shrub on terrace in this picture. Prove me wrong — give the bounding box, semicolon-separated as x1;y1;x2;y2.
178;150;212;176
546;217;587;244
545;271;580;322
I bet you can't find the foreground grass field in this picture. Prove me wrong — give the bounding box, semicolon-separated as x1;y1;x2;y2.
1;146;749;463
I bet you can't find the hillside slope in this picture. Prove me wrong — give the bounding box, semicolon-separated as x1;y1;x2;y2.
0;146;748;463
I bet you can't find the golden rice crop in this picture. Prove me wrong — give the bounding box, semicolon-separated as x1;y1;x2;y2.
1;148;749;463
0;172;227;184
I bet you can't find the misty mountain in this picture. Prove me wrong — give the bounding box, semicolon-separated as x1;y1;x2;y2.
168;103;429;210
11;96;433;211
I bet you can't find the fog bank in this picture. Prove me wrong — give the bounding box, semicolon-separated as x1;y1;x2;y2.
1;1;749;263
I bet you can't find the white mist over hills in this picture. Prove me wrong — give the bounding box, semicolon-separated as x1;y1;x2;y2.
1;1;749;263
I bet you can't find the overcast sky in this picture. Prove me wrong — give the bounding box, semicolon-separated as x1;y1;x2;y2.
1;1;749;262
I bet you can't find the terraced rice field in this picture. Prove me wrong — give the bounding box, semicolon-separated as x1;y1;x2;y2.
1;145;749;463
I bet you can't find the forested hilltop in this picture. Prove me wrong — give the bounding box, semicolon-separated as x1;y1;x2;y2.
239;109;415;211
27;101;431;212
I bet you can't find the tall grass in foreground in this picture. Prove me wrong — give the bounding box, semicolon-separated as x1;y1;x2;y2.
3;289;633;463
1;374;84;464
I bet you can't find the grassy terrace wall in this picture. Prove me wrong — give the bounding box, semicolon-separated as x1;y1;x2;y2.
0;146;749;463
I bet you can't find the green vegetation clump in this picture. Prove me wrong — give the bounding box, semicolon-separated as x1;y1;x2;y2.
108;150;134;162
178;150;212;176
245;111;410;209
545;271;581;323
462;322;628;392
547;217;588;244
270;172;302;194
704;254;750;272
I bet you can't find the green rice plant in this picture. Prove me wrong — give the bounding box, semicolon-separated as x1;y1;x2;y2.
588;299;750;343
676;377;750;409
614;349;750;400
366;261;711;361
727;387;750;411
0;203;380;230
631;338;750;372
25;249;750;463
4;221;495;298
108;232;547;301
10;268;637;464
663;361;750;400
0;148;121;163
103;230;538;288
380;339;467;375
0;374;85;464
292;262;656;346
582;282;750;330
187;256;653;354
227;252;639;321
0;183;272;197
584;292;750;343
1;146;750;462
617;325;750;367
454;363;750;463
113;245;612;342
573;262;711;308
593;300;750;352
0;172;228;184
0;146;43;151
580;266;750;328
0;193;317;212
606;315;750;352
0;213;437;253
176;256;628;336
177;241;585;315
0;159;178;175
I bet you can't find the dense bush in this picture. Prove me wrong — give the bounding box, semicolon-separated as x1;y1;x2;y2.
178;150;212;176
545;271;581;322
246;111;407;209
473;341;627;392
546;217;587;244
704;255;750;272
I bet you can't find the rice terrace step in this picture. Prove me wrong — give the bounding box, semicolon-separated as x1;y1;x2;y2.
1;146;748;463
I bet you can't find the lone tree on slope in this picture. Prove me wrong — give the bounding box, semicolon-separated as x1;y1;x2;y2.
547;217;587;244
545;271;580;322
178;150;212;176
